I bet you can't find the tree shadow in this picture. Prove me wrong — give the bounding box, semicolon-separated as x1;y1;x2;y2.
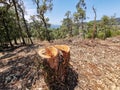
0;54;42;90
0;44;39;60
48;67;78;90
0;48;78;90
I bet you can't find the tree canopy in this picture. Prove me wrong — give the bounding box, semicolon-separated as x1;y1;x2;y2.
0;0;120;50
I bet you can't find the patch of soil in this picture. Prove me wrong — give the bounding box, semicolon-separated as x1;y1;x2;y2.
0;36;120;90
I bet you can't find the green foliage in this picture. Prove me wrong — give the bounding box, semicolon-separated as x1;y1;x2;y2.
61;11;73;37
97;32;105;39
110;29;120;36
73;0;86;37
105;29;111;38
0;6;20;45
85;15;120;40
73;29;79;36
85;29;93;38
33;0;53;41
86;33;92;38
1;0;120;47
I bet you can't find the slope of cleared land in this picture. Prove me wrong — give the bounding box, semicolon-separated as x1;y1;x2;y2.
0;36;120;90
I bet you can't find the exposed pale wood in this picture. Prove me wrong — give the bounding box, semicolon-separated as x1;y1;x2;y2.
38;46;59;70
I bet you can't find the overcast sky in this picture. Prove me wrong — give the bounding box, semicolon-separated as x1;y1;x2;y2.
23;0;120;25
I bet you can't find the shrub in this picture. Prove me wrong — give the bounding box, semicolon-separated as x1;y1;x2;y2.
86;33;92;38
111;30;120;37
97;32;105;39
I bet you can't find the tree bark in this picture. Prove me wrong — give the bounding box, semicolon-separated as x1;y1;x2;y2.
31;18;41;41
81;17;85;38
18;4;33;44
41;14;50;41
12;0;26;45
69;25;73;37
92;6;97;39
38;45;70;83
13;37;18;45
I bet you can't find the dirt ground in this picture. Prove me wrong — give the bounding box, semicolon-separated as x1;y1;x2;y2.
0;36;120;90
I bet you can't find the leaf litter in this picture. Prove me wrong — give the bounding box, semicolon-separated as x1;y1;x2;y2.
0;36;120;90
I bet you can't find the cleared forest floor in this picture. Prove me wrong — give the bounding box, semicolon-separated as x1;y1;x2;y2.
0;36;120;90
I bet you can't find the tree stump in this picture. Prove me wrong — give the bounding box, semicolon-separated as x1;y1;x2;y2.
38;45;70;84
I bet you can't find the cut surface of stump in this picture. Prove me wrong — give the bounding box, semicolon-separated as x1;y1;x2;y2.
38;46;58;69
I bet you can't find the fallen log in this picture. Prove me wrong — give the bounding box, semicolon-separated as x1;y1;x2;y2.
38;45;70;83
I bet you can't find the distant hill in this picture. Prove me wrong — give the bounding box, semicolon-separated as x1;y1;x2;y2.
95;17;120;24
50;18;120;29
115;18;120;24
50;24;60;29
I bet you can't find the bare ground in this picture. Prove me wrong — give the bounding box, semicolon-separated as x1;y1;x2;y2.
0;36;120;90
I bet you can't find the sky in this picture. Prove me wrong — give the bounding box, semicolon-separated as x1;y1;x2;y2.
23;0;120;25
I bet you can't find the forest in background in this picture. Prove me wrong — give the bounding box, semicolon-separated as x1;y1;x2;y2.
0;0;120;50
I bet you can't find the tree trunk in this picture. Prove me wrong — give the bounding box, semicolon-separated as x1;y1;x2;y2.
19;5;33;44
23;16;33;44
13;37;18;45
70;25;73;37
41;14;50;41
0;40;2;46
32;19;41;41
81;17;85;38
92;6;97;39
12;0;26;45
38;45;70;83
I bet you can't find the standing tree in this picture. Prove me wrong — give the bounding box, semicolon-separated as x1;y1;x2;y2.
0;0;14;47
74;0;86;38
30;15;43;40
17;0;33;44
33;0;53;41
92;6;97;39
62;11;73;37
12;0;26;45
101;15;111;39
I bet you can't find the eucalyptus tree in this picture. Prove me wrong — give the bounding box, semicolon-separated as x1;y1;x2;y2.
92;6;97;39
30;15;43;40
100;15;111;39
63;11;73;37
32;0;53;41
0;1;14;47
17;0;33;44
74;0;86;38
12;0;26;44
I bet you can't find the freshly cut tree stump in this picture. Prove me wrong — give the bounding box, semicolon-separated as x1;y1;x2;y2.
38;45;70;84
